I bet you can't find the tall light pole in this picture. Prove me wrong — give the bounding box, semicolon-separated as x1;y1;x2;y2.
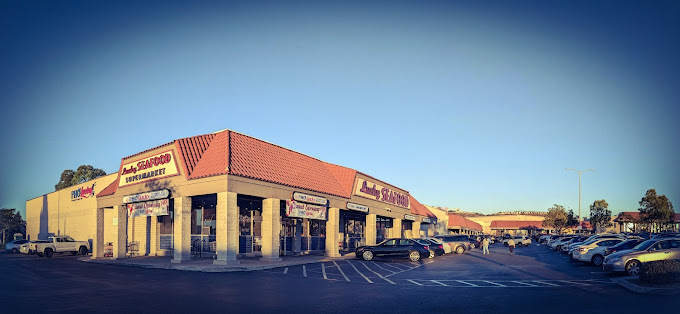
565;168;595;223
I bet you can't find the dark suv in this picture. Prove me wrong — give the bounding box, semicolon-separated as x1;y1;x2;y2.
435;235;470;254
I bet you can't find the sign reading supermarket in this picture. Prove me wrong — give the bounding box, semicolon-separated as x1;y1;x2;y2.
353;178;410;209
118;150;180;187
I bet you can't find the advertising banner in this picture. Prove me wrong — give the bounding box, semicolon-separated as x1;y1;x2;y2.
123;189;170;204
127;199;170;218
286;200;327;220
292;192;328;206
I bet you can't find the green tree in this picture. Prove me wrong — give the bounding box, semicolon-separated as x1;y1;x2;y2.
638;189;675;232
0;208;26;245
589;199;612;233
566;209;579;228
55;165;106;191
544;204;569;234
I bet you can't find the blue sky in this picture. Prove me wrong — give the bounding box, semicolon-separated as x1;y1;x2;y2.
1;1;678;219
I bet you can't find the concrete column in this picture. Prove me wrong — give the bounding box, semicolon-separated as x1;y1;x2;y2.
171;196;192;263
366;213;377;245
413;221;421;238
149;216;158;256
392;218;402;238
325;207;340;257
260;198;282;261
215;192;240;265
112;205;127;259
92;207;105;258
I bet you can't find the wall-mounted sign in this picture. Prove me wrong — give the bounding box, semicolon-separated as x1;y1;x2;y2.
71;183;96;201
422;217;436;224
118;150;180;188
354;178;410;209
123;189;170;204
286;200;327;220
292;192;328;206
127;199;170;218
404;214;416;221
346;202;369;213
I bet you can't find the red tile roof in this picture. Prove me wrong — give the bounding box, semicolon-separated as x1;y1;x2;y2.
614;211;680;222
176;133;216;178
186;131;227;180
489;220;544;229
447;214;482;231
96;180;118;197
409;196;436;218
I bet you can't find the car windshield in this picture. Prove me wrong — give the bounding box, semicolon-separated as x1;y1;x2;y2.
415;240;430;246
633;240;657;250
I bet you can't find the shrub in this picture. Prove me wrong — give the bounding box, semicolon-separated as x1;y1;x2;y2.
639;259;680;284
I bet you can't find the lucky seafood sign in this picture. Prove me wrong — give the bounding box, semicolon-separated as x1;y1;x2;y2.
118;150;179;187
354;178;410;209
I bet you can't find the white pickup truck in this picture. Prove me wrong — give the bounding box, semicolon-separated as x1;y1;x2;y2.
29;235;90;258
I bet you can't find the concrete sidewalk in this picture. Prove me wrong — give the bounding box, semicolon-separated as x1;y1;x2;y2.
611;277;680;295
80;253;356;272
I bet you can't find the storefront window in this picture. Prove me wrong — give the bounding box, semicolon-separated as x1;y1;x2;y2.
238;195;263;253
376;216;392;242
159;199;174;250
191;195;217;236
310;220;326;237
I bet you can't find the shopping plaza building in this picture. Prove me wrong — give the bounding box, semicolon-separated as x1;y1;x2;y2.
26;130;439;264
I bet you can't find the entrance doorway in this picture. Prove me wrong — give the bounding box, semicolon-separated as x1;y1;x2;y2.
191;195;216;257
238;195;263;255
340;211;366;252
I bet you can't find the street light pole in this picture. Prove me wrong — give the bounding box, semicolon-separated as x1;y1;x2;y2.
565;168;595;224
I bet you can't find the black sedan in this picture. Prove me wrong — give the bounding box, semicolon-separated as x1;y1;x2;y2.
604;239;645;256
356;238;431;262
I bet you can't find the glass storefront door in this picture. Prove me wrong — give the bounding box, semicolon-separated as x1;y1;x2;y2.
340;210;366;252
238;195;263;254
376;216;393;243
191;195;217;257
402;220;413;238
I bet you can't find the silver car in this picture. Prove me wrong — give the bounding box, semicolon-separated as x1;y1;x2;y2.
602;238;680;276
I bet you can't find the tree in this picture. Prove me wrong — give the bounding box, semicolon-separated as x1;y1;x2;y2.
566;209;579;228
55;165;106;191
544;204;569;234
638;189;675;232
590;199;612;233
0;208;26;245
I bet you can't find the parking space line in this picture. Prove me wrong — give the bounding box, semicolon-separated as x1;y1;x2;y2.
456;280;478;287
332;261;351;282
371;262;397;274
347;261;373;283
302;265;307;277
482;280;507;287
283;267;288;275
360;262;395;284
407;279;424;286
560;280;589;286
322;263;327;280
512;281;538;287
431;280;448;287
383;263;407;271
532;280;560;286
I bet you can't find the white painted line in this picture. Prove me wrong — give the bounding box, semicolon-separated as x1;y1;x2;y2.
322;263;327;280
457;280;478;287
431;280;449;287
360;262;396;284
348;261;373;283
283;267;288;275
383;263;407;271
407;279;424;286
560;280;590;286
302;265;307;277
589;272;608;274
482;280;507;287
383;260;434;278
512;281;538;287
532;280;560;286
371;262;397;273
333;261;350;282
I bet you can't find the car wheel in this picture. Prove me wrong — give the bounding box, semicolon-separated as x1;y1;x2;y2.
408;251;420;262
625;260;641;276
428;250;435;259
362;250;374;261
455;246;465;254
79;246;88;255
29;250;36;255
44;248;53;258
591;254;604;266
11;248;18;254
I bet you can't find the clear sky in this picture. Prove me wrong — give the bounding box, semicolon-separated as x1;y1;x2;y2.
1;1;678;219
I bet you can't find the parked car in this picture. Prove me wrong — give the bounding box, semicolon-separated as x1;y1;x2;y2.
435;235;470;254
604;239;645;256
420;237;448;257
29;235;90;258
356;238;431;262
549;236;577;251
20;240;48;254
571;238;624;266
602;238;680;276
4;239;30;254
504;236;531;247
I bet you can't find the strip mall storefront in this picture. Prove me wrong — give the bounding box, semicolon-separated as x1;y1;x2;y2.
26;130;437;264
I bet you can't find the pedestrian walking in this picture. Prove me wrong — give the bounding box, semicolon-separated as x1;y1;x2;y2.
507;238;515;255
482;237;490;255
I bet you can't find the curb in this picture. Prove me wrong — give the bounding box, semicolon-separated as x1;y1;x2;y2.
611;277;680;295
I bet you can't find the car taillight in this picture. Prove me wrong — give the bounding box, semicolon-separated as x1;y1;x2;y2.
424;246;429;250
438;245;443;249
